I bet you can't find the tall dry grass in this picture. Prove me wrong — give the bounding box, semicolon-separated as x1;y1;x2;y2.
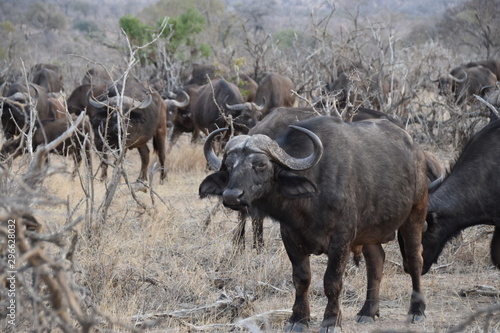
0;132;498;332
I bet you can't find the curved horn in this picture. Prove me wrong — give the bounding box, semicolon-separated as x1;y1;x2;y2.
87;89;107;109
226;102;249;111
204;128;228;171
29;84;40;100
263;125;323;171
166;90;190;108
449;71;467;83
428;173;445;192
135;94;153;109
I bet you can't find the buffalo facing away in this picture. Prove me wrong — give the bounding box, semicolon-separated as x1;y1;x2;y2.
89;81;167;183
422;119;500;274
199;116;428;332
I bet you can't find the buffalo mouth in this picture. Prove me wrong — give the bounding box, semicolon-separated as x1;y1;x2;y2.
222;201;249;211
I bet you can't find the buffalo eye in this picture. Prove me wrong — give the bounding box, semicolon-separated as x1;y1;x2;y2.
253;162;267;172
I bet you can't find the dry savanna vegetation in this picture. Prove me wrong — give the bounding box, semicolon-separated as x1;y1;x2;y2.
0;0;499;332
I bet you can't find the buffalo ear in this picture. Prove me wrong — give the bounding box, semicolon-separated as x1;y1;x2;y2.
199;171;229;198
276;169;318;198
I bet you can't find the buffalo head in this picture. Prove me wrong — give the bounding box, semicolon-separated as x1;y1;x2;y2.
200;126;323;210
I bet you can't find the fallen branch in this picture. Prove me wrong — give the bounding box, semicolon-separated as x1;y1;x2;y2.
459;285;500;297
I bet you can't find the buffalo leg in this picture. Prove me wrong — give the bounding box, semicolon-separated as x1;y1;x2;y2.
136;145;150;182
167;127;182;153
491;226;500;270
252;216;264;250
153;129;167;183
281;229;311;332
398;211;426;322
233;212;264;251
321;238;351;332
397;231;409;274
356;244;385;322
233;212;246;250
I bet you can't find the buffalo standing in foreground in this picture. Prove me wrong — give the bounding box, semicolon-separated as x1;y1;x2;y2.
89;82;167;183
200;116;428;332
234;106;426;250
421;119;500;274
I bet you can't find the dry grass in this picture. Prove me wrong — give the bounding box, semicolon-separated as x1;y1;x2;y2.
0;132;499;333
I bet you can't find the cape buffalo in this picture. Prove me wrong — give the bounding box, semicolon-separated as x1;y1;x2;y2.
234;107;439;251
222;73;296;121
32;67;64;94
0;83;52;139
421;119;500;274
200;116;428;331
192;79;258;137
66;84;107;118
0;115;92;175
433;65;497;104
89;80;167;183
164;84;202;152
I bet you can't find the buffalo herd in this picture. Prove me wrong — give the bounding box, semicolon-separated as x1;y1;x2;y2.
1;59;499;332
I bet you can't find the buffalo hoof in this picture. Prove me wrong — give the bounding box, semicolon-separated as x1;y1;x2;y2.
355;315;375;324
407;313;425;323
284;322;308;332
319;325;336;333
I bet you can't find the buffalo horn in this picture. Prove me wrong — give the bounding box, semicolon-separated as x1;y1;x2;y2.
264;125;323;171
449;71;467;83
428;173;445;191
166;90;189;108
226;102;264;111
135;94;153;109
204;127;228;171
87;89;107;109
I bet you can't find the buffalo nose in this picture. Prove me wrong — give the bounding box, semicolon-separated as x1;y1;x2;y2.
223;189;244;206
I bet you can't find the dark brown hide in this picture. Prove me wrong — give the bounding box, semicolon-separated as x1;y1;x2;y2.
200;116;428;331
66;84;107;118
0;115;92;175
421;119;500;274
90;81;167;183
0;83;52;139
192;79;256;136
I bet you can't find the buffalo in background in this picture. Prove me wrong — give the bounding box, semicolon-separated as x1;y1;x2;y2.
223;73;296;121
66;84;107;118
164;85;202;152
0;115;92;176
31;64;64;94
89;79;167;183
433;60;498;104
192;78;259;139
0;83;53;139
